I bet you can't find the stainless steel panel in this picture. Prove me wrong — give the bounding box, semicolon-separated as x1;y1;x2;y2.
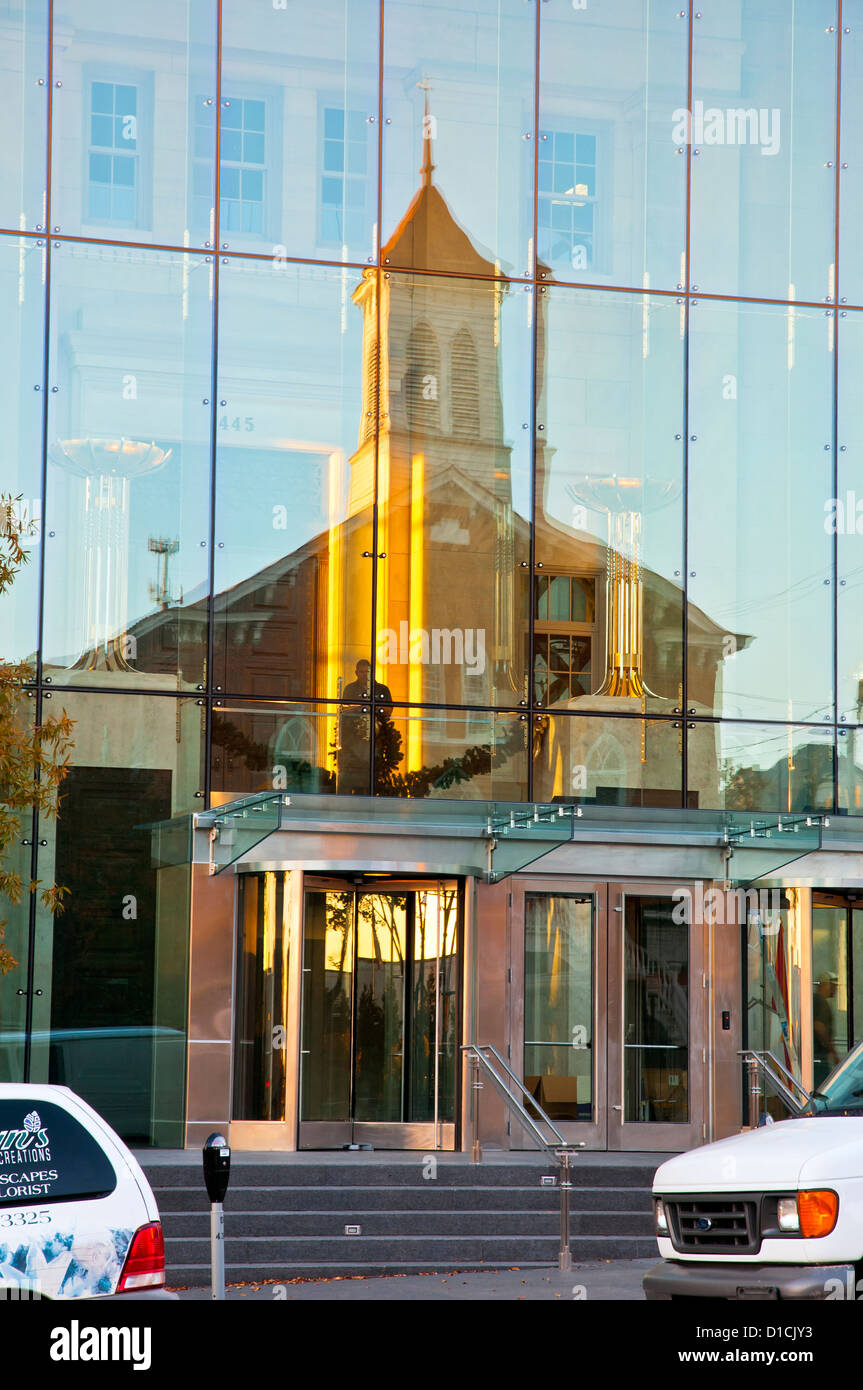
350;1123;455;1150
185;1041;231;1133
188;863;236;1042
230;1120;295;1151
299;1122;353;1149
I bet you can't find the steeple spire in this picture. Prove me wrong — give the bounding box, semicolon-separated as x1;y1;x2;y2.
417;78;435;187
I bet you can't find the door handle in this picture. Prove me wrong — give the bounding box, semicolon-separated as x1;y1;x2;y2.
612;1105;622;1111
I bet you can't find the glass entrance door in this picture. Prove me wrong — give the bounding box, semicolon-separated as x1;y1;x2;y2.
515;879;706;1151
299;879;459;1149
811;892;863;1089
606;885;705;1150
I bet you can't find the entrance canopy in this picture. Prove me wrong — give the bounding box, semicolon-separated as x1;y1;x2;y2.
146;793;842;886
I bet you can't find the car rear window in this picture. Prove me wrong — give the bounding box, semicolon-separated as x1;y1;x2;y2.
0;1101;117;1207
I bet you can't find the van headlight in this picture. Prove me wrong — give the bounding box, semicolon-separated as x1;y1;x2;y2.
654;1198;669;1235
777;1197;800;1232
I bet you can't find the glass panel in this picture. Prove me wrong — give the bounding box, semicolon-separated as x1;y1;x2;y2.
745;888;806;1106
300;889;353;1122
690;2;837;301
537;287;684;714
409;885;458;1123
233;872;289;1121
52;0;218;247
221;0;378;259
854;906;863;1052
0;2;48;232
624;895;688;1123
375;272;532;708
28;691;203;1146
43;243;212;689
837;309;863;729
374;708;528;800
382;0;535;276
214;260;371;699
538;0;686;290
688;299;833;722
534;712;683;807
0;236;45;666
353;893;407;1121
839;9;863;306
0;822;33;1084
211;701;345;798
524;894;593;1123
812;900;851;1087
688;721;835;813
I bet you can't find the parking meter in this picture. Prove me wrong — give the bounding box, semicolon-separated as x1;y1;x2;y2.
203;1133;230;1300
203;1133;231;1203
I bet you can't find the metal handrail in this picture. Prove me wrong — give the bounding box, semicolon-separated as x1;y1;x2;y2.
739;1049;813;1122
462;1041;584;1271
462;1042;572;1154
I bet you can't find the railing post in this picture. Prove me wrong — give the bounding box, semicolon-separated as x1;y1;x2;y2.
556;1148;572;1272
470;1052;483;1163
747;1056;761;1128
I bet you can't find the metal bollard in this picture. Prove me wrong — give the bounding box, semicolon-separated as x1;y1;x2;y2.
556;1148;573;1272
470;1053;483;1164
747;1057;761;1129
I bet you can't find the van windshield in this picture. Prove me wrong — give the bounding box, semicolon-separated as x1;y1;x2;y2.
804;1039;863;1115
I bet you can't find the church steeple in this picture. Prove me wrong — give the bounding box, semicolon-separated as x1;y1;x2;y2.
418;79;435;188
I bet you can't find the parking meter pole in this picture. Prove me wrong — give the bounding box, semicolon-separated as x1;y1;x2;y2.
557;1149;572;1273
211;1201;225;1301
203;1133;231;1303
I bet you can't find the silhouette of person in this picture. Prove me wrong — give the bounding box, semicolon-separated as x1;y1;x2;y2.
338;660;393;793
813;970;840;1087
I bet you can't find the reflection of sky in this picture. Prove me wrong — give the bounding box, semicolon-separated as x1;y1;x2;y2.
1;1;859;726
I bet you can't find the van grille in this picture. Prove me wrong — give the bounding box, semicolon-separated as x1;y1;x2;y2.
666;1197;760;1254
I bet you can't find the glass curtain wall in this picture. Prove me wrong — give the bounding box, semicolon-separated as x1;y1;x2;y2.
1;0;862;1130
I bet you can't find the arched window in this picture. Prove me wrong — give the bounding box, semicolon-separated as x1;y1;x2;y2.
451;328;480;439
404;322;440;432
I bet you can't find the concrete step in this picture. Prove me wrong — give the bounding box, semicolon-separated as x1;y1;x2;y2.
145;1162;658;1189
152;1184;654;1214
161;1209;655;1239
141;1155;660;1286
164;1233;657;1269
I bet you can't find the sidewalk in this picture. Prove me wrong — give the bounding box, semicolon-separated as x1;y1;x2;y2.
172;1258;653;1300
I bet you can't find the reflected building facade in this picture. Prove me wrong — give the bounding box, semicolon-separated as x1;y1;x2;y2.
2;0;863;1152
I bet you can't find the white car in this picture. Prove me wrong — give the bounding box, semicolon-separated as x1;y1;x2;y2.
645;1040;863;1300
0;1083;172;1300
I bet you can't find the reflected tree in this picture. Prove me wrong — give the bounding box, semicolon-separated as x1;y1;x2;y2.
0;496;74;973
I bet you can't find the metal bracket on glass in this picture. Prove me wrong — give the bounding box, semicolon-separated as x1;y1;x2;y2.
195;793;288;875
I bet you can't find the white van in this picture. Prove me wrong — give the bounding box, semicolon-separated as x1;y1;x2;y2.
0;1083;171;1300
644;1040;863;1300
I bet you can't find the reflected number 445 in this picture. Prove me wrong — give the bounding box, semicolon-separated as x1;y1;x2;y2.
218;415;255;433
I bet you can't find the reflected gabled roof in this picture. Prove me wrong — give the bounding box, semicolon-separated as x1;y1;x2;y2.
381;145;500;277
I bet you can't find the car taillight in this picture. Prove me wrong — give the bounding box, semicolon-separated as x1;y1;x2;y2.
117;1221;165;1292
797;1190;839;1238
